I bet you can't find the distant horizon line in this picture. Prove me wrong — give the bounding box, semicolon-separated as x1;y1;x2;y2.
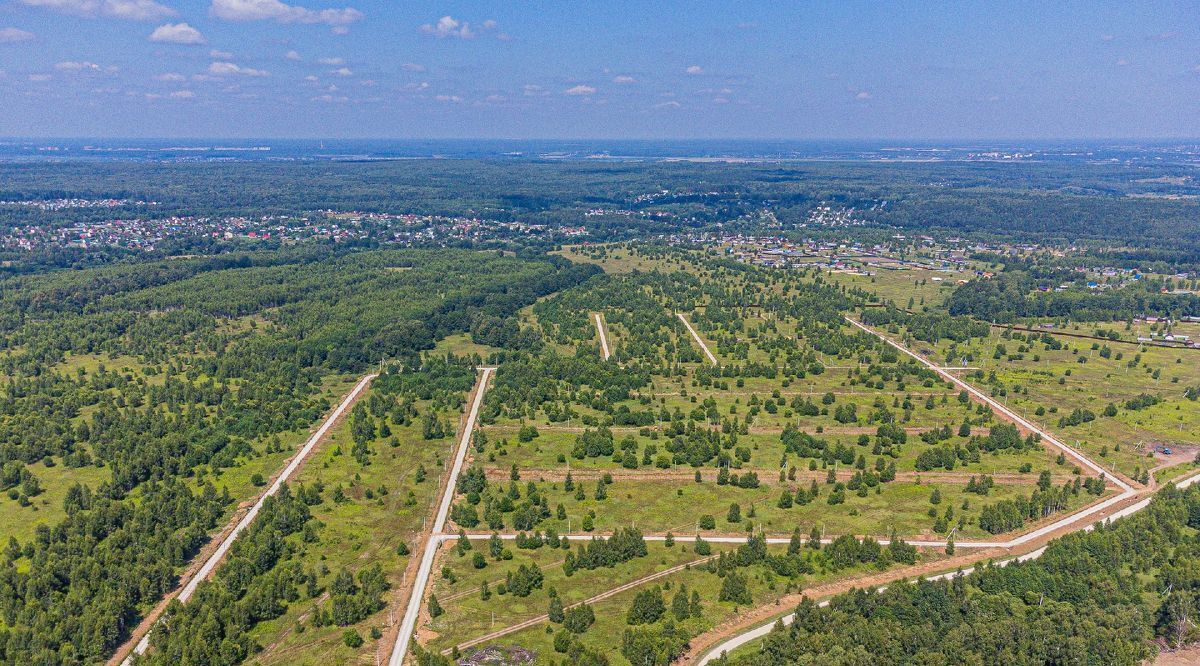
3;136;1200;143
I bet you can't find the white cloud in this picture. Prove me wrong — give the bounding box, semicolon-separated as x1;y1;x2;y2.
854;90;872;100
484;93;504;103
612;75;634;84
208;61;268;76
29;73;51;81
20;0;175;21
317;56;343;65
401;62;425;72
312;93;347;102
210;48;232;59
0;27;35;43
1116;58;1130;66
421;15;469;38
564;84;595;95
685;65;703;75
330;67;351;76
154;72;186;81
712;97;728;104
285;49;301;60
210;0;362;26
149;22;205;43
304;74;318;81
653;100;681;109
56;60;104;71
168;89;194;98
523;84;546;96
331;25;347;34
435;93;462;102
1100;34;1115;41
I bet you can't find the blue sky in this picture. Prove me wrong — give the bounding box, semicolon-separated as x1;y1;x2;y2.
0;0;1197;138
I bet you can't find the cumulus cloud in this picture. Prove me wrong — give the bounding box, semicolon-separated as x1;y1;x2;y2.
401;62;425;72
210;0;362;26
20;0;175;21
285;49;301;60
330;66;351;76
421;15;469;38
0;27;35;43
612;75;634;84
210;48;232;59
28;73;51;81
419;15;499;39
317;56;343;65
685;65;703;75
168;89;194;98
564;84;595;95
304;74;318;81
208;61;268;76
523;84;546;96
854;90;872;100
435;93;462;102
154;71;186;81
149;22;205;43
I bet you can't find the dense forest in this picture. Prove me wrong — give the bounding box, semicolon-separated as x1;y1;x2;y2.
0;247;593;665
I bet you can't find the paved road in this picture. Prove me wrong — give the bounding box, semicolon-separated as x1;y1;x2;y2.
388;366;495;666
593;312;612;360
678;312;718;365
123;373;376;663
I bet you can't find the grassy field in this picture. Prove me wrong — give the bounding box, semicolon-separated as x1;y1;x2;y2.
245;383;465;665
906;326;1200;478
451;543;948;666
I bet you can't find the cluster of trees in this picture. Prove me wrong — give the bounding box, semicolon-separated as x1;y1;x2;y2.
564;527;648;575
977;478;1086;534
949;270;1200;323
860;306;991;343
